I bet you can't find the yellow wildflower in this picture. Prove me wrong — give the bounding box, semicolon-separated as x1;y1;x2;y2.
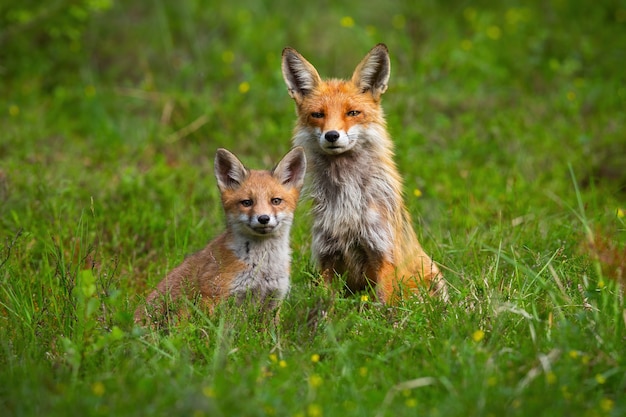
222;50;235;64
202;386;215;398
91;381;105;397
239;82;250;94
486;26;501;40
561;385;572;400
472;329;485;342
600;397;614;412
463;8;477;22
340;16;354;28
307;403;323;417
85;85;96;97
566;91;576;101
309;374;323;388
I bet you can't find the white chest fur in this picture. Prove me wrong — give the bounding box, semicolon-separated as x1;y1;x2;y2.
227;235;292;305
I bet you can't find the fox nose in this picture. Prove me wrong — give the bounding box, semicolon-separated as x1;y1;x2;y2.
324;130;340;143
258;215;270;225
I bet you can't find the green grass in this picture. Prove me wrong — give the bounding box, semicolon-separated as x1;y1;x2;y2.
1;0;625;416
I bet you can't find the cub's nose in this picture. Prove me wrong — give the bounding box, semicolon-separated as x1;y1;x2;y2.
324;130;340;143
258;215;271;225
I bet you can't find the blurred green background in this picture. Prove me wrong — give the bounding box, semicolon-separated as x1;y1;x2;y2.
3;0;625;244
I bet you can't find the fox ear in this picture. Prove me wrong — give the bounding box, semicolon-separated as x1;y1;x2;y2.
272;147;307;190
282;47;322;103
214;148;249;191
351;43;390;100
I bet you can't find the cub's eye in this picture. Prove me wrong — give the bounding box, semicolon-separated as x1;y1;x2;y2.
271;198;282;206
347;110;361;117
311;112;325;119
241;199;253;207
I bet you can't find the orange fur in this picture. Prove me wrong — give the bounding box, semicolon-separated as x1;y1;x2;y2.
282;44;447;303
134;147;306;325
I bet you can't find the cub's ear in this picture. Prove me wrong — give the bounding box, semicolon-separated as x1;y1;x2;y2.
214;148;249;191
272;146;307;191
282;47;323;103
351;43;390;100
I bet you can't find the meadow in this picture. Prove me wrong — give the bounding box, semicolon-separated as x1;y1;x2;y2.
1;0;625;416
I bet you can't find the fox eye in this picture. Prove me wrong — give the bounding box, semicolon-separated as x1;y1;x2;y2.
347;110;361;117
271;198;282;206
241;199;253;207
311;112;324;119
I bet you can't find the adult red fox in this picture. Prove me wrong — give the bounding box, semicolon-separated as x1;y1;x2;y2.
134;147;307;324
281;43;447;303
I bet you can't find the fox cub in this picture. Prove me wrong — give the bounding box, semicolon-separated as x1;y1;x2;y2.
281;43;447;303
134;147;306;325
